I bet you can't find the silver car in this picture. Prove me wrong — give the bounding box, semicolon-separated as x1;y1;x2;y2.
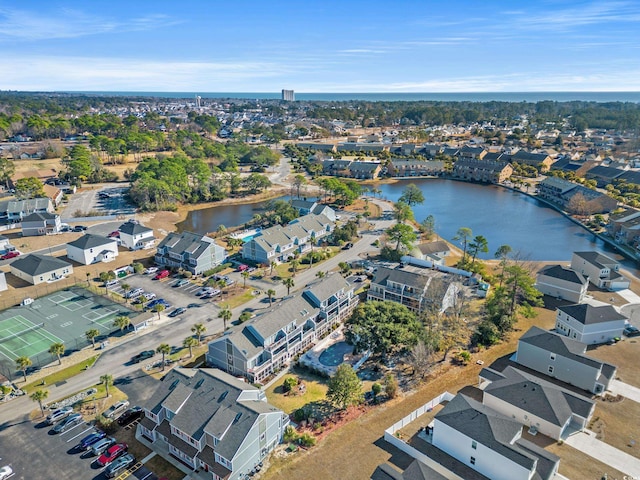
46;406;73;425
91;437;116;456
52;413;83;433
103;400;130;419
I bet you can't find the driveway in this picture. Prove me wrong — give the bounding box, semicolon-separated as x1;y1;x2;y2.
608;379;640;403
565;429;640;478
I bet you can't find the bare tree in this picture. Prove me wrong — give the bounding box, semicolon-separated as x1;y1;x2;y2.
409;341;435;379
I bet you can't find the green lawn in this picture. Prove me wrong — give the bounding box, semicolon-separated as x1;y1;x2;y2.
224;288;257;308
265;370;329;414
23;355;100;393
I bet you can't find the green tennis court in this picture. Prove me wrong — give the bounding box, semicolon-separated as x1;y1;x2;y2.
0;286;135;368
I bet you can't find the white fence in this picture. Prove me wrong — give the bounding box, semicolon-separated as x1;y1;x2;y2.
383;391;460;479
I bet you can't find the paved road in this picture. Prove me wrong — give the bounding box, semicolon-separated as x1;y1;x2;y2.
0;199;395;424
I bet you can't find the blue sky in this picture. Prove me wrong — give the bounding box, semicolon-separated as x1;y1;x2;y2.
1;0;639;92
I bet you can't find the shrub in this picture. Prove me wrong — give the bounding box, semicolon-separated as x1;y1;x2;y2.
94;414;118;433
383;373;398;399
238;311;252;323
131;262;145;274
183;271;193;278
203;263;233;277
282;377;298;393
283;425;299;443
299;432;317;447
293;407;308;422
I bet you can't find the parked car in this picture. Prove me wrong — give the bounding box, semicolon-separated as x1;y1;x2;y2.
117;406;144;426
72;225;88;232
131;350;155;364
46;406;73;425
145;267;158;275
108;231;120;238
97;443;128;467
124;288;144;299
90;437;116;456
52;413;83;433
175;279;190;287
342;242;354;250
237;264;249;272
168;307;186;318
154;270;170;280
143;292;156;301
624;325;640;337
0;251;20;260
102;400;130;419
0;466;13;480
78;431;107;451
105;453;135;478
195;287;213;296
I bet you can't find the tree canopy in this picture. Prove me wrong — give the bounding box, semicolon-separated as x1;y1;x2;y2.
326;364;363;410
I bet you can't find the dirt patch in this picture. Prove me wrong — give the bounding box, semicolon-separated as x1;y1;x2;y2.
143;454;185;480
591;395;640;459
587;338;640;388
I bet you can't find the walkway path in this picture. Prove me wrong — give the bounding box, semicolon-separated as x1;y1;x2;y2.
618;288;640;304
565;429;640;478
609;379;640;404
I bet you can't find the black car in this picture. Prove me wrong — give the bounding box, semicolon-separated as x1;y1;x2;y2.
168;307;187;317
72;225;88;232
624;325;640;337
117;406;144;426
130;350;155;364
342;242;354;250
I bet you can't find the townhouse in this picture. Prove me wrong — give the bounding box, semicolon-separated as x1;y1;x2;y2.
207;274;357;384
570;251;630;291
535;264;588;303
20;212;62;236
0;197;54;222
555;303;626;345
388;159;446;177
537;177;617;214
452;158;513;183
156;231;226;275
139;367;288;480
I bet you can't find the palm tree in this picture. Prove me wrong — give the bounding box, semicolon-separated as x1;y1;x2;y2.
48;342;65;365
85;328;100;349
316;270;326;279
15;356;32;383
153;304;165;320
113;315;130;332
290;259;300;277
218;305;232;331
30;389;49;417
241;270;250;288
156;343;171;371
183;336;198;358
266;289;276;306
282;277;294;295
100;374;113;398
191;323;206;344
120;283;130;301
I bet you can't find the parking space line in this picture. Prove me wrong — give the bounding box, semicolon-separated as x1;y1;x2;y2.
66;425;93;442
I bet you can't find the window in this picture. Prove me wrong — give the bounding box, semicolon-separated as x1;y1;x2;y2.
470;457;476;465
471;440;477;450
548;365;554;374
550;353;556;361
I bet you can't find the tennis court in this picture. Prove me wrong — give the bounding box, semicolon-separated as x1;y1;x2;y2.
0;286;134;367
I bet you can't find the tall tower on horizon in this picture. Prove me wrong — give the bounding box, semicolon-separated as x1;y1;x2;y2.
281;89;295;101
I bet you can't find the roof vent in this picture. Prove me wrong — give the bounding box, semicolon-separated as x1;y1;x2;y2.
219;391;229;402
169;379;180;390
195;379;204;389
233;412;242;423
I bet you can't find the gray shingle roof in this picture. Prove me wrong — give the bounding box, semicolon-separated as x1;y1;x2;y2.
435;394;536;470
573;251;618;269
484;366;594;426
248;295;320;341
417;241;450;256
558;304;626;325
67;234;117;250
157;231;216;260
248;214;332;253
118;221;153;236
537;265;587;285
11;254;71;276
22;212;57;222
6;198;51;214
518;326;603;369
303;273;349;305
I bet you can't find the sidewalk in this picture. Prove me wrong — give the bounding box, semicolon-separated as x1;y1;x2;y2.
618;288;640;304
565;429;640;478
609;379;640;403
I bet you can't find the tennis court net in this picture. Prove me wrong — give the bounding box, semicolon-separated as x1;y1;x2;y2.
0;322;45;345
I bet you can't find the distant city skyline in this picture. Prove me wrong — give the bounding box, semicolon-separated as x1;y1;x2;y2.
0;1;639;92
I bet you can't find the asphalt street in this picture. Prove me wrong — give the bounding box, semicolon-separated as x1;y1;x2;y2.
0;199;394;426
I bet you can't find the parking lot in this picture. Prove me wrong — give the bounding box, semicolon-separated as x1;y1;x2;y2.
62;183;136;218
0;413;161;480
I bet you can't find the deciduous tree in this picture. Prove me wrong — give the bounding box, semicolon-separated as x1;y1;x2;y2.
327;364;362;410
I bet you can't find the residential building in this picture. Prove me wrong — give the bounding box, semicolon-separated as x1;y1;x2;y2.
515;326;616;394
10;254;73;285
321;159;353;176
431;394;560;480
20;212;62;237
289;200;336;222
281;89;294;101
207;274;357;384
537;177;617;214
118;220;156;250
555;303;626;344
0;198;54;222
607;207;640;248
388;160;445;177
241;213;333;265
535;264;588;303
0;236;15;253
584;165;625;187
412;241;450;265
138;367;288;480
570;251;630;290
43;184;63;206
66;234;119;265
297;142;336;153
452;158;513;183
367;265;460;313
348;161;382;179
479;366;594;440
511;150;553;171
458;145;487;160
371;460;448;480
156;231;226;275
336;142;388;153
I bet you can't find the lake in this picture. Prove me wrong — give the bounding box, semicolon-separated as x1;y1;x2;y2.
177;179;618;263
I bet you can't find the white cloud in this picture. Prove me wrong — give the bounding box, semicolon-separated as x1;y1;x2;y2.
0;7;180;40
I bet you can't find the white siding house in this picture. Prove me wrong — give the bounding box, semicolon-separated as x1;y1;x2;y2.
118;220;155;250
570;251;630;291
66;234;119;265
10;254;73;285
535;264;588;303
555;303;626;344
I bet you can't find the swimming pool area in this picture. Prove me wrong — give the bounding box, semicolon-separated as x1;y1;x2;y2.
318;341;354;367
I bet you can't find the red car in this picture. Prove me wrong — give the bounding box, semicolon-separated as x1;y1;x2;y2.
154;270;170;280
237;264;249;272
1;251;20;260
96;442;128;467
108;231;120;238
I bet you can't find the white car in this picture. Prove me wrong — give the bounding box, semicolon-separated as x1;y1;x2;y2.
143;292;156;301
46;406;73;425
103;400;130;419
0;465;13;480
145;267;158;275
